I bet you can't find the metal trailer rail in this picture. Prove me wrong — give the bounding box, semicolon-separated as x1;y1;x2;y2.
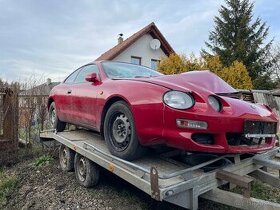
40;129;280;210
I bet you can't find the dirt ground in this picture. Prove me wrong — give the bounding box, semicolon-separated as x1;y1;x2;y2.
0;155;244;210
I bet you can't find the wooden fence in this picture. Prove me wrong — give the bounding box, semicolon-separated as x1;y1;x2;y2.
0;88;18;165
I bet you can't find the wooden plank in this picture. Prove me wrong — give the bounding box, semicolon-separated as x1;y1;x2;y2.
250;169;280;187
216;170;254;189
201;188;280;210
230;155;241;189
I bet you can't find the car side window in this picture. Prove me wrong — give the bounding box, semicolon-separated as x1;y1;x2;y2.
74;64;99;83
64;69;80;84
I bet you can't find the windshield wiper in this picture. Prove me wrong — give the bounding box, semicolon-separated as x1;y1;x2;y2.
134;76;150;78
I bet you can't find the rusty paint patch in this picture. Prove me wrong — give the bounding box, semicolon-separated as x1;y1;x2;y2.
108;163;115;172
150;167;160;201
73;146;77;151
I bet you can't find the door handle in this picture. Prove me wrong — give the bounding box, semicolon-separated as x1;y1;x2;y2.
67;89;72;94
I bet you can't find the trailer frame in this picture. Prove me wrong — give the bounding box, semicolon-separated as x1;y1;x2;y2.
40;129;280;210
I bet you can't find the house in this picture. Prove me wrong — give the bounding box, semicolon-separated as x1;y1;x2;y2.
95;22;175;70
18;78;60;129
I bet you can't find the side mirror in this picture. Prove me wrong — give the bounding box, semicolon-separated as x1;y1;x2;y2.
85;73;98;82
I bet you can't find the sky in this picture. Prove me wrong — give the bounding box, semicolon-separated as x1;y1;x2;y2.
0;0;280;82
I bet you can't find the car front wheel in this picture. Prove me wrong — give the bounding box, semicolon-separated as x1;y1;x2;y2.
49;102;66;132
104;101;146;160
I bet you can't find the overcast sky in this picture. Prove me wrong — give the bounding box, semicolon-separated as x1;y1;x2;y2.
0;0;280;82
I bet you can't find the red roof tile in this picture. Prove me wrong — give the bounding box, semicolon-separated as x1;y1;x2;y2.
95;22;175;61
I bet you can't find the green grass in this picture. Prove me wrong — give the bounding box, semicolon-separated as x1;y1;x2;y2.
230;180;280;204
33;155;53;167
0;170;18;207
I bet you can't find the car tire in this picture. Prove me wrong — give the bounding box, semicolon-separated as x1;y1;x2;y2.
49;102;66;132
104;101;146;160
74;153;100;188
59;145;75;172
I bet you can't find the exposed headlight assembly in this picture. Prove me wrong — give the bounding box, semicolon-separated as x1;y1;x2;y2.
208;95;223;112
163;91;195;109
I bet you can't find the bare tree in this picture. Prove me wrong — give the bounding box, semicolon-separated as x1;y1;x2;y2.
18;76;45;144
268;43;280;81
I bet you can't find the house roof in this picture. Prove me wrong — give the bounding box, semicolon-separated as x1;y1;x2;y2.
19;82;60;97
95;22;175;61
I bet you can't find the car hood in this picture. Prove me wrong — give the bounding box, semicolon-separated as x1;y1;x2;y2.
130;70;236;94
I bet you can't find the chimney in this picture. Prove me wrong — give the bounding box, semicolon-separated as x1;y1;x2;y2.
118;33;123;44
46;78;51;86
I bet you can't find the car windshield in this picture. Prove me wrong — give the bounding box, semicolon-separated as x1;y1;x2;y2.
102;62;163;79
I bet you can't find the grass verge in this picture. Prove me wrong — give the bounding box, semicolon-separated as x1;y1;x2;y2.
0;169;18;207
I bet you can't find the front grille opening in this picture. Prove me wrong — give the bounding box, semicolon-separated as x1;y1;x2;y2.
192;133;214;145
226;133;269;146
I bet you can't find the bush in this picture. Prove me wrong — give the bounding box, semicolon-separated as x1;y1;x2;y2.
158;54;253;89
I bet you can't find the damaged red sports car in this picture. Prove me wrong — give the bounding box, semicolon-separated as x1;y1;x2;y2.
48;61;278;160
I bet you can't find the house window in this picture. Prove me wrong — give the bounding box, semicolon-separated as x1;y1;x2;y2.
151;59;160;70
131;56;141;65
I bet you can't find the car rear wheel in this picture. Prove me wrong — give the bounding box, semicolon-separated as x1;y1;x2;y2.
104;101;146;160
49;102;66;132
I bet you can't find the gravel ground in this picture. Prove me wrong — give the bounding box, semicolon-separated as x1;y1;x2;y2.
1;158;176;210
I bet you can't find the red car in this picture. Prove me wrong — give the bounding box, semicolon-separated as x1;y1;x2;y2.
48;61;278;160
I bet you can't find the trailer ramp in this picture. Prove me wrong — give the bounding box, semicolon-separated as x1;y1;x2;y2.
40;129;280;210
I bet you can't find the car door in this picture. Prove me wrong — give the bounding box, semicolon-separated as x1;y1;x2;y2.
70;64;100;128
55;69;80;122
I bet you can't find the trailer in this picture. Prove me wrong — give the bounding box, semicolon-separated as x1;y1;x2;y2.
40;129;280;210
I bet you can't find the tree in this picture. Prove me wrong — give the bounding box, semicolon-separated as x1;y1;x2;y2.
158;53;204;75
203;0;273;89
157;54;187;74
158;54;253;89
219;60;253;89
204;56;253;89
268;43;280;81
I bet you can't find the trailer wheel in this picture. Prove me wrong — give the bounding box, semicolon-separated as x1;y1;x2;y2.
74;154;100;188
104;101;146;160
49;102;66;132
59;145;75;172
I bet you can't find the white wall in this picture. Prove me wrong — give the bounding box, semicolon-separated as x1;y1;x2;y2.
113;34;166;69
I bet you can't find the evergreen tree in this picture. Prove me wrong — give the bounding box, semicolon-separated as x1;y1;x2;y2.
203;0;274;89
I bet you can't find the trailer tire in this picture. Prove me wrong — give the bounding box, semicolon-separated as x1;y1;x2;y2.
74;154;100;188
59;145;75;172
49;102;66;132
104;101;146;160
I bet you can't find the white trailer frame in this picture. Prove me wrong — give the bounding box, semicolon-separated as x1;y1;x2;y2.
40;129;280;210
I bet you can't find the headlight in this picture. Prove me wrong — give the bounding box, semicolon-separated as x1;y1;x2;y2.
208;95;222;112
163;91;194;109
